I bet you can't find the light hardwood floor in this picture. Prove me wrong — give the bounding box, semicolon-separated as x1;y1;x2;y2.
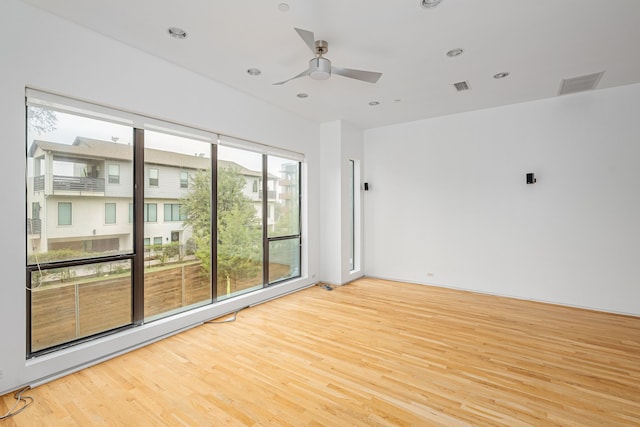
2;277;640;426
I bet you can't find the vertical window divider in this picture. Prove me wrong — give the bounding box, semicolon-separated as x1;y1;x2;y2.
262;154;269;286
211;143;218;302
133;128;145;325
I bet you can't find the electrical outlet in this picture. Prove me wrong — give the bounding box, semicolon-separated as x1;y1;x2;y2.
427;272;434;277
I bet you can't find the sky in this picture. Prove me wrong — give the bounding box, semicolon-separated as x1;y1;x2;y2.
27;108;295;174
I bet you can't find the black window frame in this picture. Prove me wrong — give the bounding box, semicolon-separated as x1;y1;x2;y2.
25;90;304;358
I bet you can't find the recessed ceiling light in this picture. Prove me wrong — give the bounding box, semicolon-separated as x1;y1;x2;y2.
421;0;443;8
278;3;290;12
369;101;380;106
246;68;261;76
446;48;464;57
168;27;187;39
297;93;308;99
493;72;510;79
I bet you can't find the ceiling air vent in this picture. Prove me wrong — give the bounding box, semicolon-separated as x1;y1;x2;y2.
558;71;604;96
453;81;470;92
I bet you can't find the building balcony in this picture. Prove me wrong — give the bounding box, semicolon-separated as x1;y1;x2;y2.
259;190;277;200
27;218;42;235
33;175;105;195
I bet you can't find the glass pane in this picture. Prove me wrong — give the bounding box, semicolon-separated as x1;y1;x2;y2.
217;145;263;300
349;160;355;271
105;203;116;224
269;157;299;238
58;202;72;226
108;164;120;184
26;108;134;264
144;130;212;321
269;238;300;283
30;259;132;352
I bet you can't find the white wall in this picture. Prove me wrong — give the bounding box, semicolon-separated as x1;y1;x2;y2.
0;0;320;395
364;83;640;315
319;120;365;285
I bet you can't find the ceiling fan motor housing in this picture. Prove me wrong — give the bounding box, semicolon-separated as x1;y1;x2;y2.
309;57;331;80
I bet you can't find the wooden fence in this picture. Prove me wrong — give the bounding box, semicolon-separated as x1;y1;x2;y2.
31;263;208;352
31;261;293;352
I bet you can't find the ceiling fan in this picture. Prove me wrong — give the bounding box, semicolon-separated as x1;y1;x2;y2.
273;28;383;85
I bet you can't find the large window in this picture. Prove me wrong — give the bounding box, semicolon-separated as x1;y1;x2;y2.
25;89;304;356
144;130;212;321
268;156;301;283
26;92;134;354
217;145;264;299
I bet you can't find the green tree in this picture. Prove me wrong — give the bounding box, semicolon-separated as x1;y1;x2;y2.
181;166;262;296
181;169;212;271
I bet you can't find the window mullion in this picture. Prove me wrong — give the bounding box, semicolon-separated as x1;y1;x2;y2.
211;143;218;302
132;128;145;325
262;154;269;287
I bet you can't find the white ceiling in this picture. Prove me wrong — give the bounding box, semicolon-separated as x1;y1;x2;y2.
21;0;640;129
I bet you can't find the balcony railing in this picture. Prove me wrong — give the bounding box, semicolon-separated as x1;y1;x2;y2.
33;175;45;192
33;175;106;194
27;218;42;235
259;190;277;200
54;175;105;193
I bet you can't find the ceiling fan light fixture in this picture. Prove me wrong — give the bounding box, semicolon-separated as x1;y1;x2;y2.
309;57;331;80
421;0;443;9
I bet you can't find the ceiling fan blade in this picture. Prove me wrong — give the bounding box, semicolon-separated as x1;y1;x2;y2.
273;69;309;85
332;66;382;84
294;28;317;54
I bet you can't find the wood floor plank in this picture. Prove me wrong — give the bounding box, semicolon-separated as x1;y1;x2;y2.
3;277;640;425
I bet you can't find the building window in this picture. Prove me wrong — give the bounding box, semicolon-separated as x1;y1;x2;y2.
105;203;116;224
144;203;157;222
58;202;72;226
108;164;120;184
149;168;159;187
25;89;303;358
164;203;186;222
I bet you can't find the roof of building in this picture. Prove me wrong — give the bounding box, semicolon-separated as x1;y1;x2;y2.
28;137;267;177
